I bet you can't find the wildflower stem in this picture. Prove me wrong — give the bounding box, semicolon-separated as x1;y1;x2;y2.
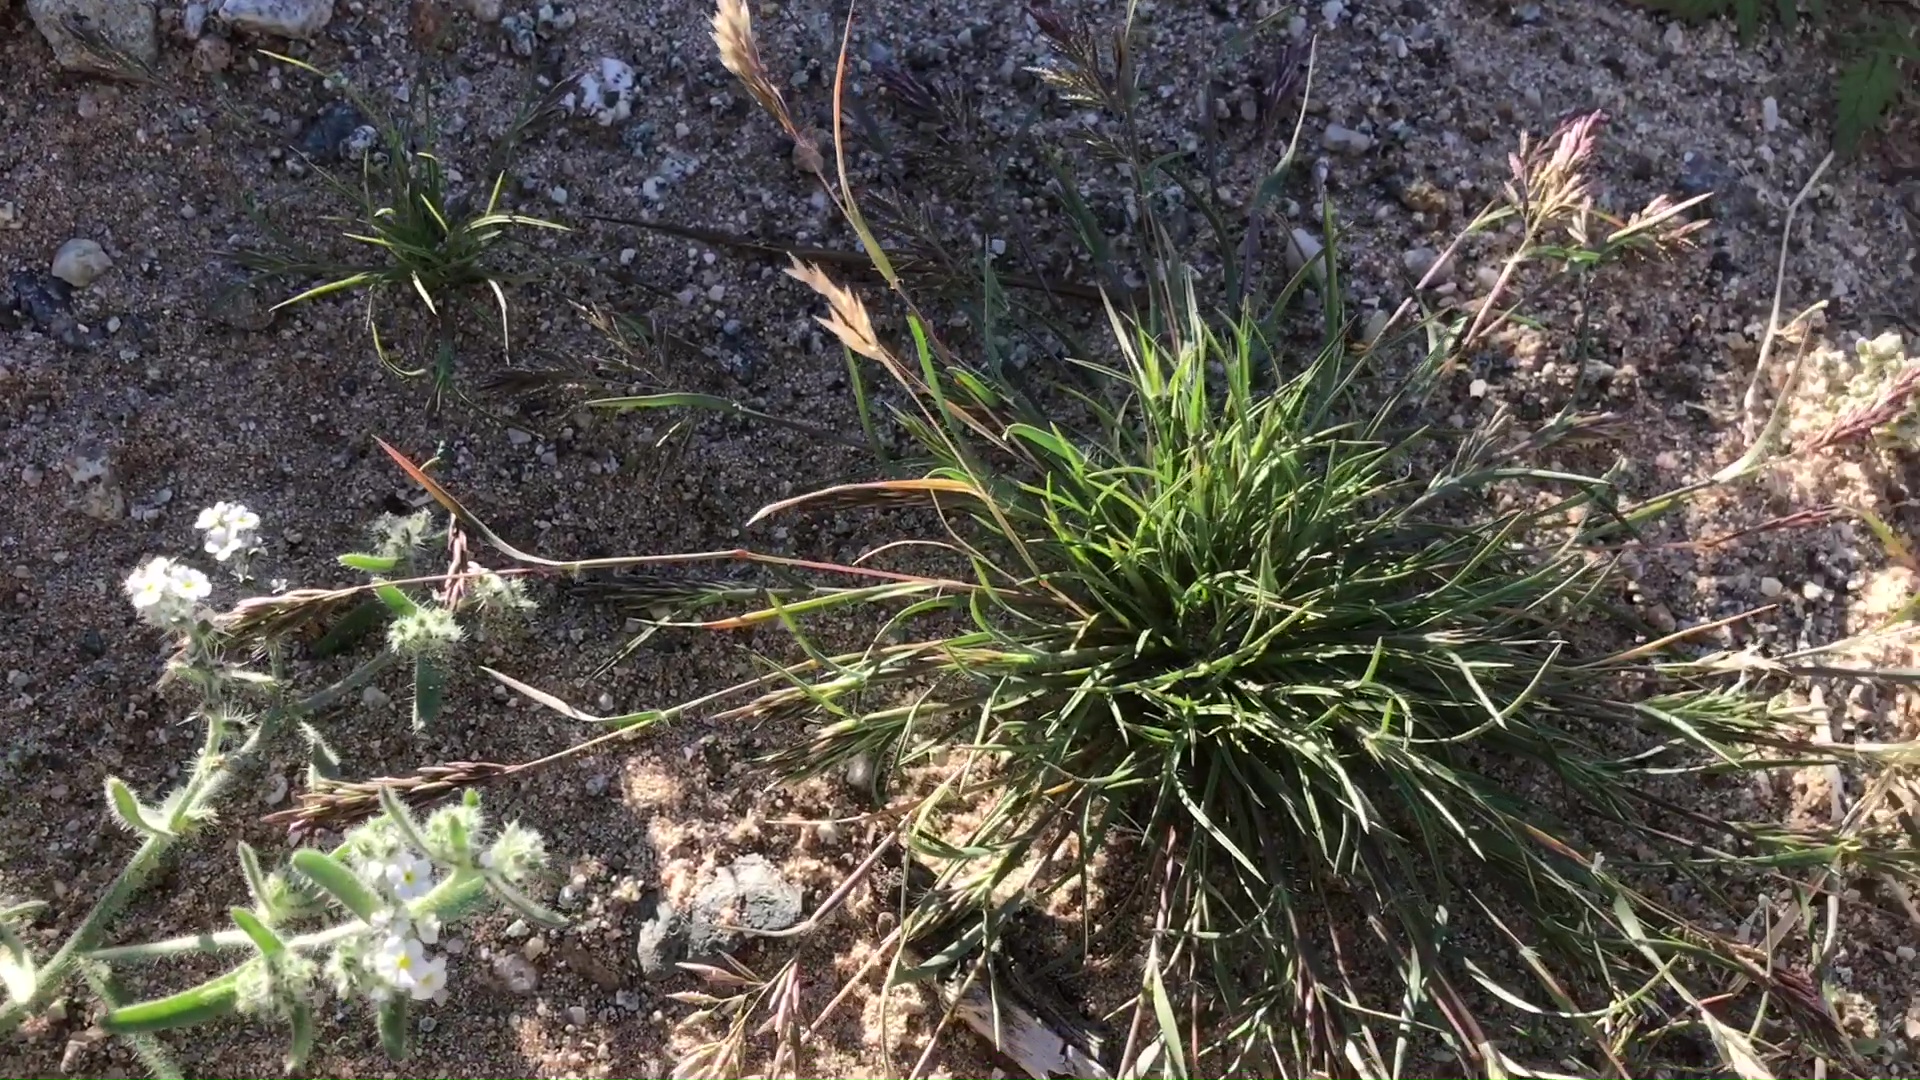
0;651;400;1033
86;921;366;965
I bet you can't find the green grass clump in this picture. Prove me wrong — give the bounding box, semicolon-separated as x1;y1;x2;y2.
645;262;1912;1075
238;56;566;397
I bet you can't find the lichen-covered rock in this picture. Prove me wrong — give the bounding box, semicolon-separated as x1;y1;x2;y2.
214;0;332;38
562;58;635;126
26;0;159;74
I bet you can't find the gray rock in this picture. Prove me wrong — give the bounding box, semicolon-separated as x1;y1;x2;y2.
51;239;111;288
687;855;804;957
1321;123;1372;155
634;893;685;979
462;0;501;19
215;0;332;38
1285;228;1326;286
26;0;159;74
1402;246;1448;282
182;1;206;37
500;11;535;55
634;856;805;978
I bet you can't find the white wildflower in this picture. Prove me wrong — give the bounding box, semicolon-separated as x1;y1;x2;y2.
194;501;262;562
407;954;449;1002
124;556;211;625
370;932;428;990
167;563;212;603
383;851;436;901
124;557;175;612
385;605;465;656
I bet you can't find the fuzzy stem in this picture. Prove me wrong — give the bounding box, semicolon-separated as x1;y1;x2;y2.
86;921;364;966
0;652;399;1033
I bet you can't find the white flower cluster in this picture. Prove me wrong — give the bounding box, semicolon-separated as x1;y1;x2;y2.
123;502;265;627
194;501;262;562
124;556;212;626
368;852;450;1003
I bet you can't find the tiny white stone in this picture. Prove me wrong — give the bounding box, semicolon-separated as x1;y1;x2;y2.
1469;378;1489;398
1761;96;1781;133
51;239;111;288
1759;576;1784;598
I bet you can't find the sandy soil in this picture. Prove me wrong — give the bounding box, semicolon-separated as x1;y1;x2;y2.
3;0;1920;1074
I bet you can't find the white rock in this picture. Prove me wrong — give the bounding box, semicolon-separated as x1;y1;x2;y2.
462;0;500;20
183;1;208;37
1761;96;1781;133
51;239;111;288
1759;576;1784;598
1322;123;1372;155
563;57;636;126
215;0;333;38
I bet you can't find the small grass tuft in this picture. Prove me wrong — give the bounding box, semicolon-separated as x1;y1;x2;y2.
236;56;569;400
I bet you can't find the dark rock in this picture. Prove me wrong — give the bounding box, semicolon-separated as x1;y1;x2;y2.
1;270;75;335
79;629;106;658
1677;153;1733;200
299;101;365;161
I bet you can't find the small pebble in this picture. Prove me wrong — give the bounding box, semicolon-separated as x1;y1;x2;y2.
1759;576;1784;598
523;935;548;960
567;1005;588;1027
507;427;533;446
505;918;531;939
361;685;390;709
1761;96;1781;133
1402;246;1447;282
